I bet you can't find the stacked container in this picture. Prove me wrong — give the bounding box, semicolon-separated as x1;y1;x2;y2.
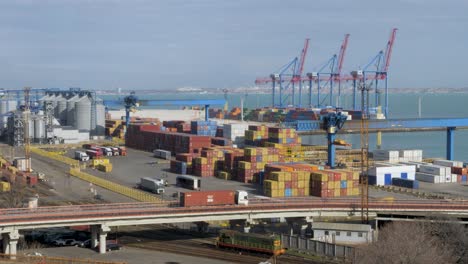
126;124;211;154
263;163;318;197
244;125;269;146
267;127;301;144
310;170;360;197
285;110;319;122
238;148;280;183
223;123;249;148
192;148;225;177
220;149;244;180
191;120;217;136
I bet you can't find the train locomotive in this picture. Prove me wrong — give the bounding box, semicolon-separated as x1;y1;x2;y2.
216;229;286;256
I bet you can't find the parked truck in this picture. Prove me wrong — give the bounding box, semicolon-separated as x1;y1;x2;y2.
74;151;90;162
139;177;165;194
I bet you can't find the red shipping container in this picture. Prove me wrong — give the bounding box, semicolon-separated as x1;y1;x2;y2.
457;175;462;183
180;191;235;207
27;175;38;186
340;189;347;196
334;174;341;181
285;182;292;188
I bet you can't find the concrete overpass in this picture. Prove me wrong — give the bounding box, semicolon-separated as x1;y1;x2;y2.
1;198;467;254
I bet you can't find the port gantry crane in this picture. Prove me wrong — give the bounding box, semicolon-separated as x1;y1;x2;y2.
351;28;397;116
255;38;310;108
306;34;350;108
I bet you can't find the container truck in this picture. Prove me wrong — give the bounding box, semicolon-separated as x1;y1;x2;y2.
74;151;90;161
180;190;248;207
139;177;165;194
101;147;113;157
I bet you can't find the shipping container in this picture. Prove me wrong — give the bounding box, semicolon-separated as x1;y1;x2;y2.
419;164;450;176
415;172;441;183
180;190;235;207
433;159;464;168
392;178;419;189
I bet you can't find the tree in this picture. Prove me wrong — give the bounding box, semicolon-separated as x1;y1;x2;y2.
355;221;456;264
1;180;28;208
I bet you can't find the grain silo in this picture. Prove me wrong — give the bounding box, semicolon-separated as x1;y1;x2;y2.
95;102;106;136
66;94;80;127
74;96;92;131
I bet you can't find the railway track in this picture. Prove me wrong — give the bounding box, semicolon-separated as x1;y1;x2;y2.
116;225;321;264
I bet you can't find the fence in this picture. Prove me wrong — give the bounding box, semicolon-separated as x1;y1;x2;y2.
281;234;355;260
31;147;79;167
69;168;165;203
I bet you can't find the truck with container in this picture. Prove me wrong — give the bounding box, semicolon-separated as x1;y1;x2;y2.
139;177;165;194
118;146;127;156
180;190;248;207
74;151;90;162
85;150;102;159
100;147;113;157
111;147;120;156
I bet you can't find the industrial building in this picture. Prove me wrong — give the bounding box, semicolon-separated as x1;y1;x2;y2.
1;88;105;145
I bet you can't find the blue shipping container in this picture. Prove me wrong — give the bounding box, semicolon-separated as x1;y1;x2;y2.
285;188;292;197
340;180;347;189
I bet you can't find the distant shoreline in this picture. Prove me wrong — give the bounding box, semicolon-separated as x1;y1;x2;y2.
96;87;468;95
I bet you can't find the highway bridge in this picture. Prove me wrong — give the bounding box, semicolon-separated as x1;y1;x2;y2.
0;198;468;254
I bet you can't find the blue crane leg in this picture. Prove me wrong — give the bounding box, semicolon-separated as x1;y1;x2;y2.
446;127;455;160
328;133;336;168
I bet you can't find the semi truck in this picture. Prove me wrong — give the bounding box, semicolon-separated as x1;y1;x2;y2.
139;177;165;194
74;151;90;161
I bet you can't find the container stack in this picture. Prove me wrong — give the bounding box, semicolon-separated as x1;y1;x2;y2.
218;149;244;180
211;137;232;146
267;128;301;144
226;107;241;120
170;153;198;175
244;125;269;147
263;163;318;198
416;164;452;183
192;148;225;177
310;170;360;197
223;123;249;148
285;110;319;122
435;159;468;183
373;149;423;163
191;120;218;136
126;124;212;154
237;148;280;183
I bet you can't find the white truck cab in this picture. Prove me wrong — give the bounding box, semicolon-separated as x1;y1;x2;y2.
235;190;249;205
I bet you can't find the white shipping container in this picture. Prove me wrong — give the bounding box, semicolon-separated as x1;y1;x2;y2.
433;159;464;168
416;172;441;183
373;150;400;158
451;174;458;183
419;165;449;176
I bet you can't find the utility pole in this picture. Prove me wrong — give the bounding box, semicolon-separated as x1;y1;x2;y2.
23;87;32;172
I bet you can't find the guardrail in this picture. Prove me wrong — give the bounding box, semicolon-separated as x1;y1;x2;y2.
31;147;79;167
69;168;164;203
0;253;126;264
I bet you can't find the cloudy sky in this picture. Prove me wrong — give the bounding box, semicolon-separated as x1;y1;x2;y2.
0;0;466;90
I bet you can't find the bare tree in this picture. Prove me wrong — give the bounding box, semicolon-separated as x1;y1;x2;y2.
356;222;456;264
424;216;468;264
1;180;28;208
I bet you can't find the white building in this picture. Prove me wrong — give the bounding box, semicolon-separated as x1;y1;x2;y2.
312;222;374;245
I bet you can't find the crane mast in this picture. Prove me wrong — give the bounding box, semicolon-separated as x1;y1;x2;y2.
23;87;31;172
360;80;370;223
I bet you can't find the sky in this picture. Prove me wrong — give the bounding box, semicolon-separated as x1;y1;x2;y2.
0;0;467;90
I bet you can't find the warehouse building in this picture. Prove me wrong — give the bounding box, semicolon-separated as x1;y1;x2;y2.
312;222;374;245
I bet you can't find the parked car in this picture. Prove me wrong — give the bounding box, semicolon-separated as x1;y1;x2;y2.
71;239;91;248
106;243;122;251
54;238;76;247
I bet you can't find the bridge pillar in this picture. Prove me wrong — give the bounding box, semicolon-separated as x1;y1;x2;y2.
90;225;99;249
99;225;111;254
2;230;19;258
